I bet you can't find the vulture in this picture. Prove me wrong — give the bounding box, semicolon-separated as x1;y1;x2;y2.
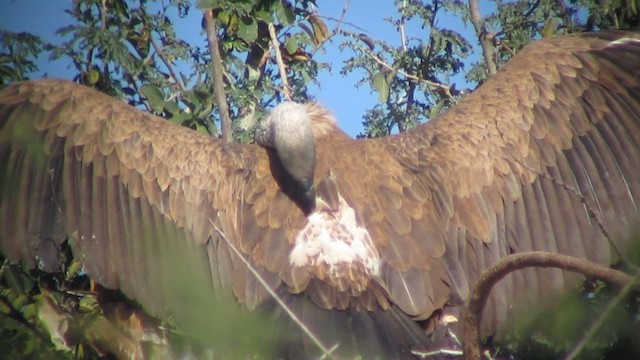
1;30;640;359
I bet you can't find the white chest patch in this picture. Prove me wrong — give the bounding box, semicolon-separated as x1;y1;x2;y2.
289;196;380;277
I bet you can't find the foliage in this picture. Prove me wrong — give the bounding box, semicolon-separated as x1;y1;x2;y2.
498;279;640;359
466;0;639;83
340;0;471;137
337;0;638;137
0;253;95;359
0;30;43;86
0;245;279;359
41;0;326;140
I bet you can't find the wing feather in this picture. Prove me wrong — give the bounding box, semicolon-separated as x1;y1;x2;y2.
2;30;640;355
0;79;305;324
379;31;640;336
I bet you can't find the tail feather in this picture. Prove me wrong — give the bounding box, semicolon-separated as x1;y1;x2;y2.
261;289;446;359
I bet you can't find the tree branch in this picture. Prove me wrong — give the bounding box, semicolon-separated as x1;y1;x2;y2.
100;0;107;30
468;0;497;75
354;40;453;97
203;9;232;141
150;35;186;91
268;23;291;101
399;0;408;52
463;251;636;360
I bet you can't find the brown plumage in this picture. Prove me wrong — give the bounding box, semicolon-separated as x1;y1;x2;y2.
1;30;640;358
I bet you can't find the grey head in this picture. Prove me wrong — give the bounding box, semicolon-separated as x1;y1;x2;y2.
255;102;316;213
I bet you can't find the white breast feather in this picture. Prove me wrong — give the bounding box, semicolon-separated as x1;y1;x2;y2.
289;196;380;277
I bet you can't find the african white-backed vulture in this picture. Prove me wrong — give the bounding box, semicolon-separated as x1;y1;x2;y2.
1;30;640;359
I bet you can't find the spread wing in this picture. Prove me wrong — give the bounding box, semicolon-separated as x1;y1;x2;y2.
0;79;435;358
331;30;640;337
0;79;312;319
2;29;640;357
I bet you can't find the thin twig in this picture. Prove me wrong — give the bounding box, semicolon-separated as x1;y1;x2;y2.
209;219;337;358
100;0;107;30
203;9;232;141
399;0;408;52
362;44;453;97
334;0;351;34
268;23;291;101
412;348;464;358
150;36;186;91
462;251;637;360
497;41;516;57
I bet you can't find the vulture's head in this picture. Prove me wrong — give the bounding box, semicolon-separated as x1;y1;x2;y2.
255;102;335;214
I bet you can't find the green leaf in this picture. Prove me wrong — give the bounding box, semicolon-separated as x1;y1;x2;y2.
0;299;9;314
275;1;295;25
430;99;446;118
21;303;37;320
309;15;329;46
65;260;82;281
86;69;100;85
237;17;258;43
140;84;165;113
164;100;181;115
285;36;298;55
196;0;216;9
195;122;210;135
170;112;191;124
183;91;202;114
79;296;98;312
371;72;389;103
5;266;24;294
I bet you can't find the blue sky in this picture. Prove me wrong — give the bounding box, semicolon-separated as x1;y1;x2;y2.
0;0;482;136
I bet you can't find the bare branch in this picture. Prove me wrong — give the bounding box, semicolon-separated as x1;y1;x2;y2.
335;0;351;34
462;251;637;360
100;0;107;30
399;0;408;51
268;23;292;101
150;35;186;91
362;45;454;97
203;9;232;141
468;0;497;75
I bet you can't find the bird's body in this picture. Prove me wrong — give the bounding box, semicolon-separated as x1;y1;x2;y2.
1;30;640;358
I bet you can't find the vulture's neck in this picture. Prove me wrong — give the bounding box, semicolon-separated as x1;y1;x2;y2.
255;102;346;215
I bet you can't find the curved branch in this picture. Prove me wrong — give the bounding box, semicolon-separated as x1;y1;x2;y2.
462;251;636;360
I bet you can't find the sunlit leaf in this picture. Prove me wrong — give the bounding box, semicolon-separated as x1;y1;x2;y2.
237;17;258;43
285;36;299;55
371;72;389;103
275;1;295;25
65;259;82;281
21;303;37;319
309;15;329;46
430;99;446;118
79;296;98;312
86;69;99;85
196;0;215;9
140;84;165;113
